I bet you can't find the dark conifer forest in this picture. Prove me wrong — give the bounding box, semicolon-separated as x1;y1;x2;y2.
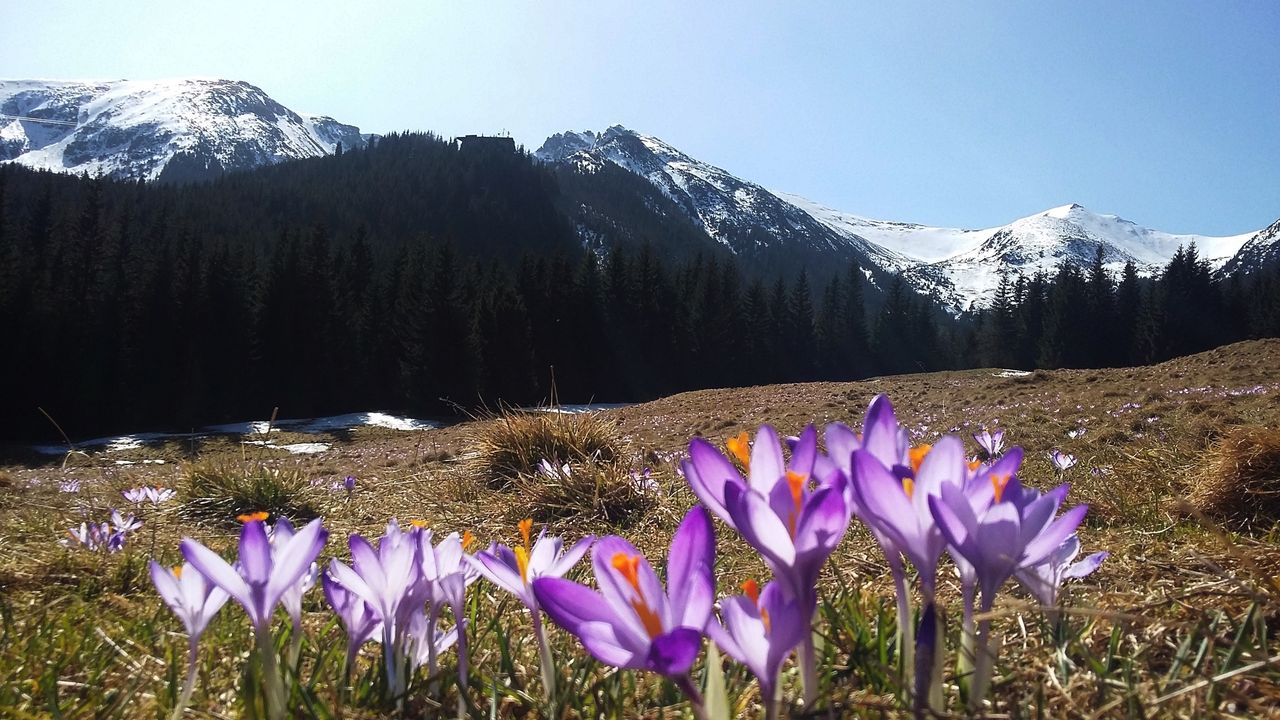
2;133;1278;441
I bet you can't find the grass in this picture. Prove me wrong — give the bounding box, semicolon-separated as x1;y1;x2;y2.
178;457;318;526
1187;426;1280;528
1;339;1279;717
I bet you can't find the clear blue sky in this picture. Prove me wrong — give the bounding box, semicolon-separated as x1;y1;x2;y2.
3;1;1277;234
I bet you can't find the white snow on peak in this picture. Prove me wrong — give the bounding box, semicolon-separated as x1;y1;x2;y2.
0;78;366;180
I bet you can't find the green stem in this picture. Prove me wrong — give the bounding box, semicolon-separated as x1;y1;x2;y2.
890;557;914;701
255;627;287;720
531;611;557;704
169;638;199;720
969;597;997;714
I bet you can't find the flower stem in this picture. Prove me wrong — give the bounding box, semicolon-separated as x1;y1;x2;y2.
255;628;287;720
799;629;819;707
673;674;709;720
169;638;199;720
531;611;557;704
969;595;999;714
957;579;976;701
889;556;914;701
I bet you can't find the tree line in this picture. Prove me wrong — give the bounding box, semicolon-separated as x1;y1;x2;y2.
1;134;1277;441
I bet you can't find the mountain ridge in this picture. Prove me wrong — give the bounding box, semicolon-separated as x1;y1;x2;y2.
536;125;1273;313
0;78;371;181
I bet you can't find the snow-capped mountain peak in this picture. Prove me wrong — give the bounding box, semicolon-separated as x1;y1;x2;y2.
538;126;1273;314
0;78;369;181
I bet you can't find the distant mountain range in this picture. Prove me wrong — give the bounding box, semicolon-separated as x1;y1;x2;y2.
0;79;371;182
2;78;1274;312
535;126;1273;312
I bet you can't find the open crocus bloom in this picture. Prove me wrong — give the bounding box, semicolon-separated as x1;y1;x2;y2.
705;579;807;704
973;429;1005;458
928;477;1088;605
151;561;230;642
850;434;971;598
532;506;714;676
182;518;328;633
1050;450;1077;472
683;425;848;597
1015;534;1109;607
468;518;594;610
269;518;318;631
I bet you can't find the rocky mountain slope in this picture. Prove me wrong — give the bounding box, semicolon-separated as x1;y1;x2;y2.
0;78;370;181
538;127;1273;313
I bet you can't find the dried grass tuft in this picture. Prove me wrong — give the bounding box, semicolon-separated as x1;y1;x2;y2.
1187;426;1280;527
472;410;623;488
512;463;655;528
177;458;317;525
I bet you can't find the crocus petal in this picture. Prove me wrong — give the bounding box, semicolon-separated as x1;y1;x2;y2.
150;560;184;612
181;538;252;609
548;535;595;577
646;627;703;676
749;425;786;493
238;521;273;585
265;518;328;612
1064;551;1109;580
1022;505;1088;567
726;484;796;569
862;395;905;467
469;551;525;597
592;536;662;639
575;620;646;669
666;507;714;624
682;438;744;525
787;425;818;478
532;577;627;635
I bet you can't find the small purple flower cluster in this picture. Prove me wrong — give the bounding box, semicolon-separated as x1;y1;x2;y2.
63;509;142;553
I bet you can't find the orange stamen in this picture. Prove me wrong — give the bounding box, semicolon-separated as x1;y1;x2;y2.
760;606;772;634
462;530;475;551
409;519;429;529
172;565;183;578
741;579;760;605
518;518;533;548
902;477;915;498
786;470;807;536
237;511;269;523
611;552;664;638
908;444;932;475
968;458;983;472
726;432;751;470
515;545;530;583
991;474;1011;504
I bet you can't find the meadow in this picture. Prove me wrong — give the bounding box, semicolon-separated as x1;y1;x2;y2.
2;339;1278;718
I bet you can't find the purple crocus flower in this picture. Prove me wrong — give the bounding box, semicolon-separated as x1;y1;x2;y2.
181;517;328;720
123;487;149;503
705;580;807;720
850;435;970;602
1049;450;1077;473
343;475;357;492
418;528;480;712
182;518;328;633
682;424;848;706
533;506;715;715
469;519;593;699
325;519;428;700
111;509;143;535
973;429;1005;458
928;477;1088;710
322;571;383;667
1015;535;1108;609
151;561;231;720
682;425;848;599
